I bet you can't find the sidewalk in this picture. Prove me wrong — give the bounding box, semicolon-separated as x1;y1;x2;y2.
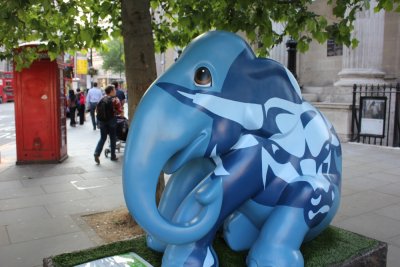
0;121;399;267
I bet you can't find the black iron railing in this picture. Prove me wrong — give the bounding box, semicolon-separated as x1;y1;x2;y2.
351;83;400;147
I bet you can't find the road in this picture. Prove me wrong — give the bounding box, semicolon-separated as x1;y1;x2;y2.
0;102;15;147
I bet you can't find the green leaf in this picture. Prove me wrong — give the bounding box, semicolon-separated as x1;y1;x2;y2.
351;38;359;48
80;29;92;44
306;19;317;32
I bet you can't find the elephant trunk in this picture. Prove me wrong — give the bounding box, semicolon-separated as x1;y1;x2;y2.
123;88;222;245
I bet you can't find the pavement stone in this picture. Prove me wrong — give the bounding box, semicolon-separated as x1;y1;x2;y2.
0;225;10;246
333;212;400;242
0;186;44;201
0;232;94;267
7;216;81;243
374;203;400;221
0;206;51;226
387;245;400;267
336;190;400;217
375;182;400;198
0;189;93;211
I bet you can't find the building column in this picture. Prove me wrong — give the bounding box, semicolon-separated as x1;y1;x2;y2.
334;1;386;87
269;23;289;67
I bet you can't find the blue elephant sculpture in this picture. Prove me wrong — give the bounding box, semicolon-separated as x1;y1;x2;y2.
123;31;342;267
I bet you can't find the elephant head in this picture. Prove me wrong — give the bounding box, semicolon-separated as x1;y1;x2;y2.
123;31;304;245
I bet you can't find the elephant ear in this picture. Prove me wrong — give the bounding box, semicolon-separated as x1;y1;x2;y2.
216;50;303;137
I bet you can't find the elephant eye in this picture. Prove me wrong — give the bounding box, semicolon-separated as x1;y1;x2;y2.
194;67;212;87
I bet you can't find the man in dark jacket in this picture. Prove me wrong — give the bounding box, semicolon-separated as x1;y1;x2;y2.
94;85;122;164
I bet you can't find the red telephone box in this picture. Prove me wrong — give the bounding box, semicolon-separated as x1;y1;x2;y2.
14;45;68;164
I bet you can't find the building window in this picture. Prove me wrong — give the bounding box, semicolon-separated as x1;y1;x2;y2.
327;39;343;57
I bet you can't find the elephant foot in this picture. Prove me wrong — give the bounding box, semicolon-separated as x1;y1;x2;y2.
223;211;259;251
247;245;303;267
146;234;167;252
162;243;218;267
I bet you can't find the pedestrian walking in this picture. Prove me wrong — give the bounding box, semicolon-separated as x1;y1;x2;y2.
112;81;126;106
86;82;103;130
67;89;77;127
94;85;123;164
76;88;86;125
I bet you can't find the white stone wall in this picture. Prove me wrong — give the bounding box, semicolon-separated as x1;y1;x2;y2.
382;12;400;83
298;41;342;87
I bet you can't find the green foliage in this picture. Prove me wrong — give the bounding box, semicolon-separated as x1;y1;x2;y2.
150;0;398;56
50;226;380;267
0;0;120;71
99;38;125;75
0;0;399;70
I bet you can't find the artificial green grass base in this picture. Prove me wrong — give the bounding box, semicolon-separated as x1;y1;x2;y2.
48;226;382;267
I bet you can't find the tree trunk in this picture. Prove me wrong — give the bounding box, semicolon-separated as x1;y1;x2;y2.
121;0;157;119
121;0;164;203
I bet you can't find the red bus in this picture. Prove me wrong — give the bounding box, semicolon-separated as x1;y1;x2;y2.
0;71;14;103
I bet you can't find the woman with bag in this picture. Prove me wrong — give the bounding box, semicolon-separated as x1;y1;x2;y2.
76;88;86;125
67;89;77;127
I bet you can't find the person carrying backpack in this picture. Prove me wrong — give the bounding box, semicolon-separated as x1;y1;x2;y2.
94;85;123;164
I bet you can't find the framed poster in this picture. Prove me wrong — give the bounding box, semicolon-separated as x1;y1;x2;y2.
359;96;386;137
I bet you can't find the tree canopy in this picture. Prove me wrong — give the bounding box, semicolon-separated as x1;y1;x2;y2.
151;0;399;55
1;0;399;70
0;0;120;70
99;38;125;76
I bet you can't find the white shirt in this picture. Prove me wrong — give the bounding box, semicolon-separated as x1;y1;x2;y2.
86;87;103;104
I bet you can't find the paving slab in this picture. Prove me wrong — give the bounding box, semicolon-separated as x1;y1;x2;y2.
0;231;94;267
374;203;400;221
342;175;393;192
78;169;121;180
0;165;39;181
7;216;81;243
333;212;400;242
0;206;51;226
41;181;83;194
390;235;400;247
70;177;114;191
0;189;93;211
338;190;400;217
86;183;124;197
387;245;400;267
45;195;125;218
19;173;87;187
375;182;400;198
0;225;10;246
0;185;44;201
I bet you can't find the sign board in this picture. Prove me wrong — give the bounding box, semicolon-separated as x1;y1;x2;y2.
359;96;387;137
76;57;88;75
74;252;153;267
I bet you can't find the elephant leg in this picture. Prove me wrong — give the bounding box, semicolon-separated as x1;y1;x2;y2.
163;144;265;266
160;175;223;267
162;243;219;267
223;200;274;251
247;206;309;267
304;185;341;242
147;158;215;252
223;211;260;251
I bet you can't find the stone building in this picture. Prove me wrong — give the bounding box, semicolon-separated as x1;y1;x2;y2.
269;0;400;104
262;1;397;141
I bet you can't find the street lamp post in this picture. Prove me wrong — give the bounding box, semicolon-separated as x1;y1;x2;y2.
286;38;298;79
